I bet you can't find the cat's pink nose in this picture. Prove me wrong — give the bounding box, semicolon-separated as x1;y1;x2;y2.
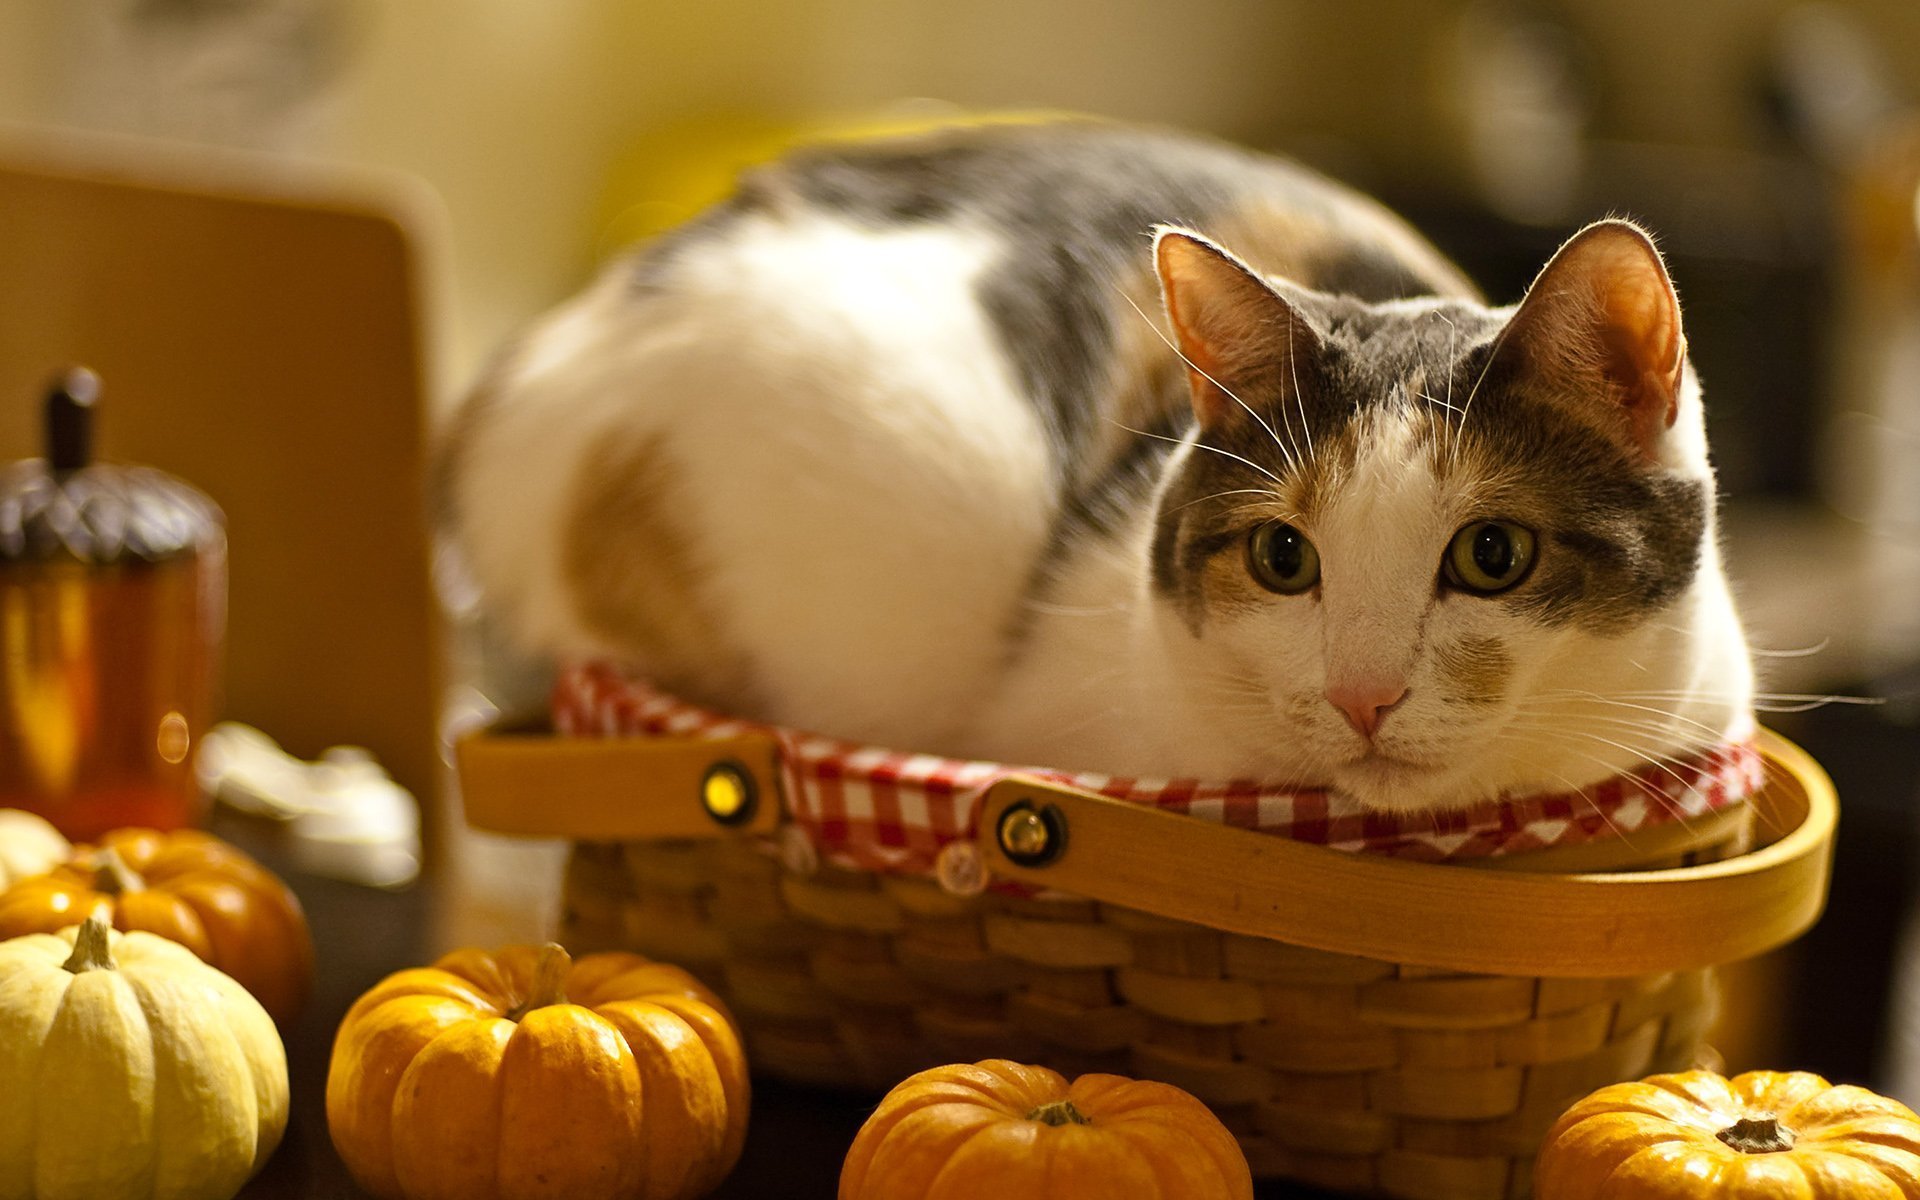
1326;680;1407;738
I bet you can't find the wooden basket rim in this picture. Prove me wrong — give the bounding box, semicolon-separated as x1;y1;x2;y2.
974;728;1833;976
458;725;1834;976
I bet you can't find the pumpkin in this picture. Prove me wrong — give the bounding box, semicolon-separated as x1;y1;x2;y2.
0;809;69;888
327;941;749;1200
1536;1069;1920;1198
0;827;313;1024
0;913;289;1200
839;1058;1254;1200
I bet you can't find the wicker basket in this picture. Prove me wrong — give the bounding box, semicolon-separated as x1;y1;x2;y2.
456;723;1835;1200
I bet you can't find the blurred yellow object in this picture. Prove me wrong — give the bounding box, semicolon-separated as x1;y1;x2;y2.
595;105;1078;251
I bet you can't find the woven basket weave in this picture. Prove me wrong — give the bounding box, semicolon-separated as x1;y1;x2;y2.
457;724;1835;1200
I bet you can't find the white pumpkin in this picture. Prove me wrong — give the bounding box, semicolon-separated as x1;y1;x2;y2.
0;811;69;889
0;915;289;1200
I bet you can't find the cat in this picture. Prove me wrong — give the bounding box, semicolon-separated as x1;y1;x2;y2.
439;119;1753;817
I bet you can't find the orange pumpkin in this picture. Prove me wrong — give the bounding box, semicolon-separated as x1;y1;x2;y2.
1536;1069;1920;1197
0;826;312;1023
327;941;749;1200
839;1059;1253;1200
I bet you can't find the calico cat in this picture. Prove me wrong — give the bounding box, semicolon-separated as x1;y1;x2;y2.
440;119;1753;817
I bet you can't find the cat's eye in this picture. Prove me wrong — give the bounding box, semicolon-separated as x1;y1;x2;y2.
1444;521;1536;595
1248;522;1321;594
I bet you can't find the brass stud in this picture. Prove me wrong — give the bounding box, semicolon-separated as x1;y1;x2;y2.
997;800;1066;867
700;761;757;827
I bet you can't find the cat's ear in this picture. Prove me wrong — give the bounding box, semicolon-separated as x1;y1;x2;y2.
1154;226;1320;427
1496;220;1688;461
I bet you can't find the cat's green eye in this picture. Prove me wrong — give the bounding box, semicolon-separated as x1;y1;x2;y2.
1444;521;1537;595
1248;522;1321;595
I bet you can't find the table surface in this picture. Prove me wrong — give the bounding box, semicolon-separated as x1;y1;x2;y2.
227;821;1342;1200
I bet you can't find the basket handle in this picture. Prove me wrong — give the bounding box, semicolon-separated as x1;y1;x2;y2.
456;726;784;839
974;728;1835;978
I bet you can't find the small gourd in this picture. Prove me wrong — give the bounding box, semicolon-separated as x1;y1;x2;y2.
1536;1069;1920;1197
0;913;289;1200
0;826;312;1024
839;1058;1253;1200
0;809;69;888
327;941;749;1200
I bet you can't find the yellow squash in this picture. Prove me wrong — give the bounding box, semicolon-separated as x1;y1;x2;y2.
327;942;749;1200
839;1058;1253;1200
0;809;68;889
1537;1069;1920;1197
0;913;289;1200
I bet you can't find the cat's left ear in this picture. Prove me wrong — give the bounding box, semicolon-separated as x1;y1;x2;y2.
1154;226;1321;428
1496;220;1689;463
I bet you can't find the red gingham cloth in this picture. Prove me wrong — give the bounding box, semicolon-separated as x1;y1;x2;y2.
553;662;1765;878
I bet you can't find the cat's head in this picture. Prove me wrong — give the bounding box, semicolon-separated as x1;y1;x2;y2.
1146;220;1749;814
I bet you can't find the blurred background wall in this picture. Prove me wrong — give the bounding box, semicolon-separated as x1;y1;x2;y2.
0;0;1913;384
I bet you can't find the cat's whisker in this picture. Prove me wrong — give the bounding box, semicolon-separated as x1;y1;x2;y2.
1500;710;1722;755
1023;600;1127;617
1482;727;1650;847
1742;756;1797;840
1525;685;1882;713
1451;309;1520;470
1578;689;1880;714
1508;692;1733;742
1437;309;1458;460
1620;620;1829;662
1273;391;1308;475
1285;316;1315;464
1494;720;1718;827
1748;639;1833;659
1112;284;1299;473
1493;727;1647;846
1212;495;1299;516
1165;487;1286;516
1505;716;1727;759
1113;421;1286;486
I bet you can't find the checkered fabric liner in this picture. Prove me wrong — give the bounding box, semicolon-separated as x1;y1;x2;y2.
554;662;1765;877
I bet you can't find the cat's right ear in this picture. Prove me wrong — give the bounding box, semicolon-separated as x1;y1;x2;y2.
1154;227;1320;428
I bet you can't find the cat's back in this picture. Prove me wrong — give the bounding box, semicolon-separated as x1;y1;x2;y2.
444;120;1476;741
636;121;1478;447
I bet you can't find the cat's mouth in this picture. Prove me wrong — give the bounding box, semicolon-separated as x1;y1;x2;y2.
1326;747;1461;813
1347;747;1441;771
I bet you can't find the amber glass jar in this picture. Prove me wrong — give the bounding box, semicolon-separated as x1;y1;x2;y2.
0;371;225;839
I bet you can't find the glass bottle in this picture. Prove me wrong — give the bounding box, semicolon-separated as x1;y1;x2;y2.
0;370;226;838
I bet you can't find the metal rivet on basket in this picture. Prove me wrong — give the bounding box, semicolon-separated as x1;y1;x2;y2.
700;760;758;827
934;841;987;896
996;800;1065;867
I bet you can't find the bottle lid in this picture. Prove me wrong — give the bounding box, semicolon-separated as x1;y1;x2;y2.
0;369;223;564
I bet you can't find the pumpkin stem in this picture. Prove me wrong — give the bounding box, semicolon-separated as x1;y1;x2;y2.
61;913;117;974
507;943;572;1020
1716;1116;1796;1154
91;846;145;895
1026;1100;1091;1127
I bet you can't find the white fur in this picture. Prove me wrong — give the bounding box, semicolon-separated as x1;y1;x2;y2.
457;211;1052;746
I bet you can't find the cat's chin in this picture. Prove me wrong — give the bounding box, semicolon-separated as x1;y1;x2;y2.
1323;754;1496;817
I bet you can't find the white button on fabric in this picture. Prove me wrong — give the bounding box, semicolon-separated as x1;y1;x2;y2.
778;824;818;877
934;841;987;896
